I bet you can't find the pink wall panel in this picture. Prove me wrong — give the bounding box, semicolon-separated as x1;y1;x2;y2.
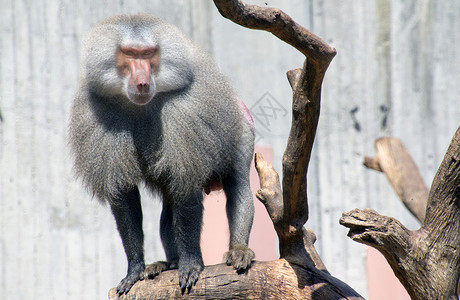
201;146;277;265
367;247;410;300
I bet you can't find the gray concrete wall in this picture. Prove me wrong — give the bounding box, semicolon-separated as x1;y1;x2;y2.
0;0;458;299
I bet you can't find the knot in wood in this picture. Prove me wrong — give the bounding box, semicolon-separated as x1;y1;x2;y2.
288;224;298;235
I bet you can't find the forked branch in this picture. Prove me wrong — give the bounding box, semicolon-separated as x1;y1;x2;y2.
341;126;460;299
215;0;337;249
214;1;363;299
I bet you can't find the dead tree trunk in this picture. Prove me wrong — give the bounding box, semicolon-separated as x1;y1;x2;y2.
341;127;460;300
108;0;364;299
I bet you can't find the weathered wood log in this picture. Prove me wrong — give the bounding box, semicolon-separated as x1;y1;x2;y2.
108;260;364;300
363;137;429;222
341;126;460;300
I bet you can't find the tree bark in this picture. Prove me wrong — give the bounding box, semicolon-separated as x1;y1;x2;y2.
341;126;460;300
108;260;363;300
363;137;429;222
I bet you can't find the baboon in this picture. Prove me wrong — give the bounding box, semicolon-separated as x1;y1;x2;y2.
69;14;255;294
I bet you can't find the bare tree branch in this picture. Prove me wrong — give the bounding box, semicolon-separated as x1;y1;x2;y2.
214;0;336;238
254;152;283;225
363;137;429;223
215;0;337;245
212;0;336;66
216;0;338;275
341;126;460;299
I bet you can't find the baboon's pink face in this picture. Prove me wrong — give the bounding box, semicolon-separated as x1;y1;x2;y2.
116;45;160;105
